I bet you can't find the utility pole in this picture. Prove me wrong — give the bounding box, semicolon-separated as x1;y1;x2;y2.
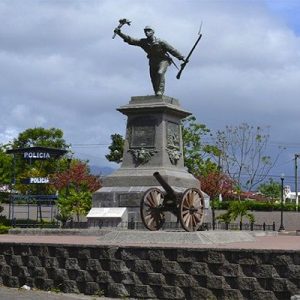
295;154;300;211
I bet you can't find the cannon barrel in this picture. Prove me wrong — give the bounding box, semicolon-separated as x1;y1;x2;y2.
153;172;177;198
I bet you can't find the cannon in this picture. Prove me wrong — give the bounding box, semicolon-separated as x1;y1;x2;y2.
140;172;205;232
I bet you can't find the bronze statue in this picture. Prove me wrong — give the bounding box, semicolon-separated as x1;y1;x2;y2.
114;20;185;96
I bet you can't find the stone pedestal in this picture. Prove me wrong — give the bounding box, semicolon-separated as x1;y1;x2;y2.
90;95;201;222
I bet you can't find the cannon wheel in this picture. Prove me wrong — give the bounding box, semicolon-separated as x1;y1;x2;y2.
140;188;165;231
179;188;204;232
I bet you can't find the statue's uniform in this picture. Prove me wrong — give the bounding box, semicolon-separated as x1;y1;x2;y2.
122;35;184;95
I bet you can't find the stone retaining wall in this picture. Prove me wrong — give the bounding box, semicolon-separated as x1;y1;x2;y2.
0;243;299;299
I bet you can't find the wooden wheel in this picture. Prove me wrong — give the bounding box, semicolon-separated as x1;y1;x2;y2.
140;188;165;231
179;188;204;232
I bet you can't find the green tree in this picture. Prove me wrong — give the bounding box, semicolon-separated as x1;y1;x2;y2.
105;134;124;164
258;178;281;202
0;145;13;185
182;116;220;176
57;191;92;223
8;127;70;194
11;127;69;149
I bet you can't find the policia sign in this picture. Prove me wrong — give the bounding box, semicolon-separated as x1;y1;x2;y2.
21;177;50;184
7;146;68;160
23;151;51;159
6;146;68;185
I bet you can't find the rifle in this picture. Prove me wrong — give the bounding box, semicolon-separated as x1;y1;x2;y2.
176;22;203;80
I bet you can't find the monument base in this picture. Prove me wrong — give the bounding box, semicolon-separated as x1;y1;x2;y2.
103;166;199;188
89;95;208;224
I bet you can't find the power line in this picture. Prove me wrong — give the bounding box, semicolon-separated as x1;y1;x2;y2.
70;144;110;149
69;139;300;148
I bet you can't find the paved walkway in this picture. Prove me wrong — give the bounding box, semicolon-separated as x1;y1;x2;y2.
0;231;299;250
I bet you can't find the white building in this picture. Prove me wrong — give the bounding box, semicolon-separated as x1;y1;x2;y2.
284;185;300;203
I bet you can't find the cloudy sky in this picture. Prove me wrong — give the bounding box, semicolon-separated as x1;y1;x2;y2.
1;0;300;185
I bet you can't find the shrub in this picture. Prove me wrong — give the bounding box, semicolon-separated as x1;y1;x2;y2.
0;225;10;234
0;215;10;226
215;200;297;211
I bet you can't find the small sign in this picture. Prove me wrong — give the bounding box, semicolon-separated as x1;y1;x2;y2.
22;177;50;184
23;152;51;159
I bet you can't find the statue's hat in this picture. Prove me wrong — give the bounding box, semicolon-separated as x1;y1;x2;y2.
144;25;154;31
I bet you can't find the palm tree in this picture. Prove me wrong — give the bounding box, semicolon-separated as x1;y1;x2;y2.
216;200;255;228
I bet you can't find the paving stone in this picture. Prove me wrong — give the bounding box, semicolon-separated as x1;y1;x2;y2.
10;255;23;266
188;286;217;300
237;276;260;291
65;258;80;270
107;283;129;298
146;272;166;286
186;261;210;276
161;260;184;274
130;284;156;298
27;256;42;267
133;259;153;273
206;275;230;289
157;285;185;299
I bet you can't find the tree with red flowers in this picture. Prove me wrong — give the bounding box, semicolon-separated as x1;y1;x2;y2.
51;160;101;193
199;171;234;200
199;171;234;229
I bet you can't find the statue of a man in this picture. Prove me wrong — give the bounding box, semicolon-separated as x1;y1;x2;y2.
114;25;185;96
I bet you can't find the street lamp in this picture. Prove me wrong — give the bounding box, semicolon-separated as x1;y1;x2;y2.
212;150;222;230
278;173;285;232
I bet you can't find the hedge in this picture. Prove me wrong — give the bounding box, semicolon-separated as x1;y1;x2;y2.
212;200;298;212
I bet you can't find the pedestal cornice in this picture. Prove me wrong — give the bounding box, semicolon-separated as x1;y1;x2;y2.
117;95;191;119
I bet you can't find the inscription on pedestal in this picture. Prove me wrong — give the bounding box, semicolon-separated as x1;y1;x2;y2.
119;193;142;207
128;116;156;148
131;125;155;148
127;117;157;165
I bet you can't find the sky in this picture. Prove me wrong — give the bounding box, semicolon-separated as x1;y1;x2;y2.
1;0;300;187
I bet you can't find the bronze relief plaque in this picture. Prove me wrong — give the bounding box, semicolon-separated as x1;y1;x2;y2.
129;117;156;148
167;121;180;148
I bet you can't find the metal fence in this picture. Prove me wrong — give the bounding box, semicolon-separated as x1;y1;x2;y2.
205;221;276;231
10;219;276;231
127;221;276;231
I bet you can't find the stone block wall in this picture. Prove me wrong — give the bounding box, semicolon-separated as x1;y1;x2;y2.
0;243;299;299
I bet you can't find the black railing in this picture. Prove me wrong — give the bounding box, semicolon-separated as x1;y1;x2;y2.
9;219;276;231
126;221;276;231
206;221;276;231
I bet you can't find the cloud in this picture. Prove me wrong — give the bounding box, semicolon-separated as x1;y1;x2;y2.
0;0;300;179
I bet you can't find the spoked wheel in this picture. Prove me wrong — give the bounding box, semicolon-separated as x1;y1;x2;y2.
179;188;205;232
140;188;165;231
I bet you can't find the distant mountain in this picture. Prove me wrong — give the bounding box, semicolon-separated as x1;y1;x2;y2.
90;165;116;176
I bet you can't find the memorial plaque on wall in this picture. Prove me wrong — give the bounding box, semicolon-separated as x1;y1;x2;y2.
129;117;156;148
